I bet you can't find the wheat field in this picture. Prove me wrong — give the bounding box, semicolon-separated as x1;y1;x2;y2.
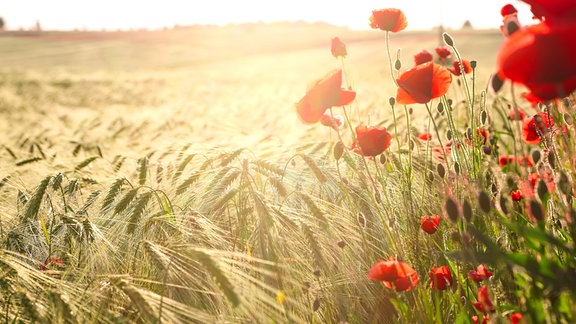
1;24;570;323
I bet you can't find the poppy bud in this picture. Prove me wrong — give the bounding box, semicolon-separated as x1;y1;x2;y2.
437;102;444;113
529;199;545;222
437;163;446;179
443;32;454;46
445;197;460;222
389;97;396;106
537;179;549;201
428;171;434;182
446;130;452;140
395;59;402;70
447;99;453;107
491;74;504;93
482;145;492;155
478;191;491;213
333;141;344;161
481;111;487;125
559;171;571;195
470;60;477;69
500;194;510;214
454;162;460;175
380;154;387;164
409;107;413;115
531;149;541;164
462;199;473;222
337;240;346;249
548;152;556;169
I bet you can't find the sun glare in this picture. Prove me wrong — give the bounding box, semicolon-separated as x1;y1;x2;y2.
0;0;533;31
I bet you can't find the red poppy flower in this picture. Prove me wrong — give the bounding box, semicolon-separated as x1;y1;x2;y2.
517;155;533;167
369;8;408;32
521;0;576;23
497;22;576;101
522;92;543;108
331;37;347;58
396;62;452;104
500;13;522;37
435;46;452;61
320;113;344;129
499;155;515;167
510;312;524;324
352;125;392;157
501;4;518;16
420;215;440;234
428;266;453;290
471;285;495;314
511;190;523;202
508;108;527;121
522;112;555;144
368;256;419;291
414;49;434;65
449;60;473;76
467;264;494;282
418;132;432;141
472;315;490;324
295;70;356;124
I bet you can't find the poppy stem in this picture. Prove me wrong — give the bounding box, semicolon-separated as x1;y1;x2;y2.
385;31;399;87
425;102;447;162
448;43;477;177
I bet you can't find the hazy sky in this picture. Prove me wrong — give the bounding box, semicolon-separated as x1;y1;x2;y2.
0;0;533;31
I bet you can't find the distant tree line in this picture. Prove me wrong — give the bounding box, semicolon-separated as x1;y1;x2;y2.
0;17;5;30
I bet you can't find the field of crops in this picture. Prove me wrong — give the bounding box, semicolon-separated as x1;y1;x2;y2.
0;15;575;323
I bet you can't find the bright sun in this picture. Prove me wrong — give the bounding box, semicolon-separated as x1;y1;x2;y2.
0;0;533;31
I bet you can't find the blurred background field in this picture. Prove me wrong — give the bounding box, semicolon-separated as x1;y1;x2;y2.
0;23;503;159
0;23;516;322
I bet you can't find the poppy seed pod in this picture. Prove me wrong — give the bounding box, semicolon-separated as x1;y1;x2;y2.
443;32;454;46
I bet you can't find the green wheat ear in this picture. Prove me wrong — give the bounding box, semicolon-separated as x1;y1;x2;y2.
298;154;327;183
127;192;153;234
100;178;124;214
23;175;51;222
189;249;241;307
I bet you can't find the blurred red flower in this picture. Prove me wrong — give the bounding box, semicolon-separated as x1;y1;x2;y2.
352;125;392;156
428;266;453;290
296;70;356;124
522;112;555;144
369;8;408;32
510;312;524;324
414;49;434;65
508;108;527;121
521;0;576;22
368;257;419;291
499;155;515;167
511;190;523;202
418;132;432;141
501;4;518;16
517;155;533;167
449;60;473;76
467;264;494;282
320;113;345;129
472;315;489;324
331;37;347;58
497;22;576;101
396;62;452;104
435;46;452;61
420;215;440;234
471;285;495;314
